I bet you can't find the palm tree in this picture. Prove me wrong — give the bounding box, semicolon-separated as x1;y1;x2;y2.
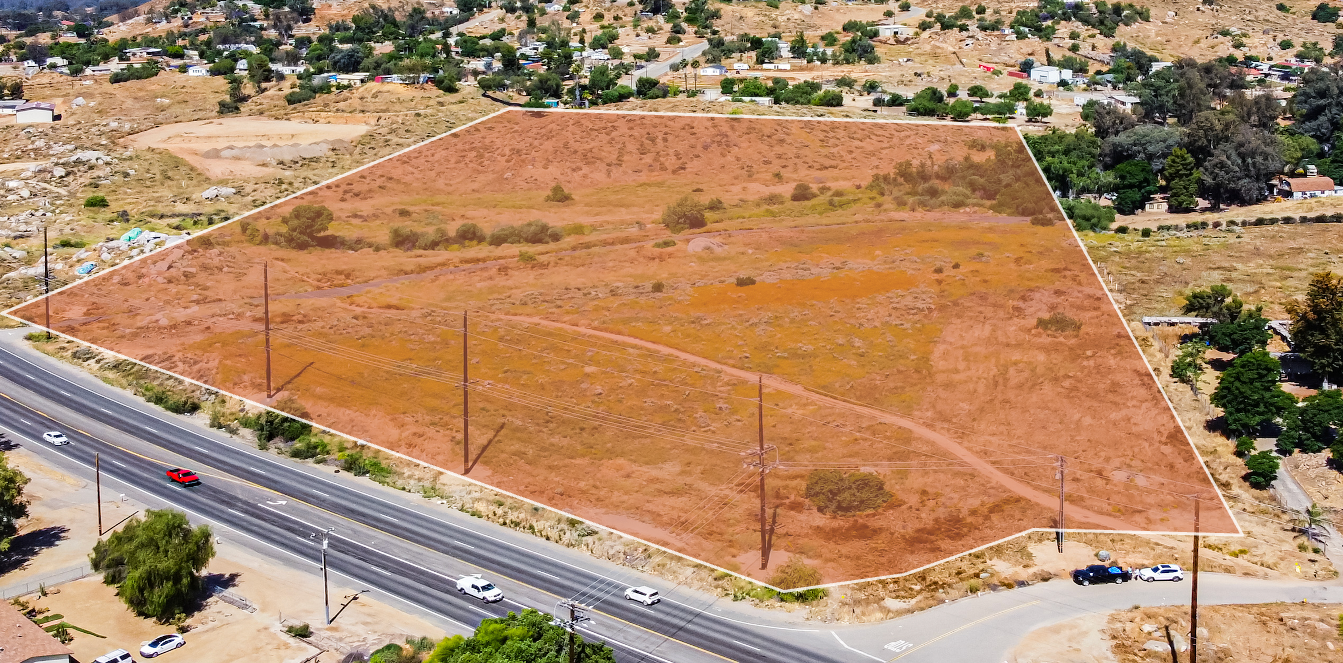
1296;502;1328;551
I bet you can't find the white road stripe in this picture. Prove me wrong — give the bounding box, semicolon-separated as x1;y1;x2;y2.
731;640;761;652
194;446;209;454
380;513;400;522
535;571;560;580
453;540;476;549
371;566;393;576
251;467;266;474
110;459;126;467
468;605;494;617
311;489;330;497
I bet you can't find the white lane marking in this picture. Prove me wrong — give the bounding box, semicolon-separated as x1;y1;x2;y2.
2;349;815;634
371;566;393;576
535;570;560;580
194;446;209;454
251;467;266;474
833;632;885;662
731;640;761;652
100;408;113;414
453;540;476;550
19;448;475;633
110;459;126;467
311;489;330;497
227;508;244;516
380;513;400;522
18;419;30;425
144;427;158;433
467;605;494;617
59;390;71;397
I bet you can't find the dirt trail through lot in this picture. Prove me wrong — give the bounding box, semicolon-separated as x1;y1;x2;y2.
491;313;1138;531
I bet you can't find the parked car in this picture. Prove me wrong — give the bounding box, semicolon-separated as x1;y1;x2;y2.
139;634;185;658
624;586;661;605
456;574;503;602
166;468;201;486
42;431;69;446
1071;564;1131;585
93;649;135;663
1137;564;1185;582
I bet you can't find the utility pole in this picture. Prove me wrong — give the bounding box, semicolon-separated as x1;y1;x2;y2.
462;309;469;475
1190;496;1200;663
42;225;50;340
555;599;590;663
320;527;333;625
1056;455;1066;553
95;452;102;536
743;375;778;571
263;263;272;399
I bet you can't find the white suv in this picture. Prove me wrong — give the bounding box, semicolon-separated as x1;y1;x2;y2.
456;574;503;602
1137;564;1185;582
624;586;661;605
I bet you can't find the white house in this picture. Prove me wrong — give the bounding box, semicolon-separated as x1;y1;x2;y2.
1028;66;1072;84
1109;94;1139;111
15;101;54;124
1274;175;1337;200
187;65;209;76
0;99;24;114
1149;61;1173;72
761;63;791;70
875;24;915;37
732;62;750;70
270;64;306;75
699;64;726;76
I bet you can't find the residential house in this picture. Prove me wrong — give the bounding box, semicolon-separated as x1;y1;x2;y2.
732;62;750;70
124;46;162;58
1108;94;1139;111
0;99;24;114
1273;175;1337;200
187;65;209;76
874;24;915;37
16;102;54;124
1028;65;1072;84
698;64;726;76
0;601;73;663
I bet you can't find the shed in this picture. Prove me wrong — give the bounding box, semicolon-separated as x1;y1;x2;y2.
15;102;54;124
187;65;208;76
0;602;73;663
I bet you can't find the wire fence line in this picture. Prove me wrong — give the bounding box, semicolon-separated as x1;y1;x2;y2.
0;563;94;599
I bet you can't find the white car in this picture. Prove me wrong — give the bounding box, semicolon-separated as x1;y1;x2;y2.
624;586;661;605
456;574;503;602
42;431;69;446
140;633;185;657
1137;564;1185;582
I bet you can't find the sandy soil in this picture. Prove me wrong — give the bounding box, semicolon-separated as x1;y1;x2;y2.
1105;603;1343;662
123;117;371;179
1007;613;1117;663
14;110;1234;586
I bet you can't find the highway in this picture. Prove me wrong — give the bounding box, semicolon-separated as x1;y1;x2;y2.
0;331;851;663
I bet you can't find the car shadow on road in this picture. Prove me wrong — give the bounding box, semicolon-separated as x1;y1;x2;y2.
0;525;70;574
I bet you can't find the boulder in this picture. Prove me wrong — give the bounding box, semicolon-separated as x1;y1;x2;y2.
1142;641;1170;653
200;186;237;200
687;237;726;253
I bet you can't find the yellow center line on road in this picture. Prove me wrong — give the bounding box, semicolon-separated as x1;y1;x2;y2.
888;600;1041;661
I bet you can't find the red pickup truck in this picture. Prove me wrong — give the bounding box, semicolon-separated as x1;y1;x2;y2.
166;468;201;487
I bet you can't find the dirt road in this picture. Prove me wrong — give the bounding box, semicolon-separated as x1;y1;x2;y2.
490;313;1139;531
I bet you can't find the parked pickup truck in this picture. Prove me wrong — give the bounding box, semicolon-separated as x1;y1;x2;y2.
456;574;503;602
1071;564;1131;586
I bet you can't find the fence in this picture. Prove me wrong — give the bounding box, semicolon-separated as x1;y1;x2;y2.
0;564;94;599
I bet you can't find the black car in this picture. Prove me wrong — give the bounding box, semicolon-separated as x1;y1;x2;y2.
1071;564;1131;585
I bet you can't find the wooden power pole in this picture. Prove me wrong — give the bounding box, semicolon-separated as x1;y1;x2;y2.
1190;496;1201;663
1056;456;1066;553
263;263;272;398
95;452;102;536
462;309;469;475
42;225;50;340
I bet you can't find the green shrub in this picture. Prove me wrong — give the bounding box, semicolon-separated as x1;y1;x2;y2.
1035;312;1082;334
1141;227;1152;238
791;183;818;201
137;383;201;414
1060;198;1115;232
769;557;824;590
544;184;573;202
240;410;310;445
517;250;537;263
284;89;316;105
804;470;891;514
56;237;87;248
288;435;330;460
652;239;676;248
661;196;707;233
735;276;756;287
285;623;312;638
83;195;109;208
651;280;665;293
1244;450;1279;490
339;451;391;479
369;643;404;663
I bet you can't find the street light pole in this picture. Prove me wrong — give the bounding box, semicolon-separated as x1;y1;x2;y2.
321;527;333;625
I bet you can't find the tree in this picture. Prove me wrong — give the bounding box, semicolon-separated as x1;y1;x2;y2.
949;98;974;120
804;470;892;515
1244;450;1280;490
276;204;333;249
1170;341;1206;388
0;453;27;552
425;608;615;663
1200;127;1285;208
1292;65;1343;144
329;47;364;73
661;196;706;233
1171;61;1213;125
812;89;844;106
1182;284;1243;322
1288;389;1343;453
790;183;818;201
1207;308;1272;355
1004;81;1031;103
967;84;991;100
1287;272;1343;385
544;184;573;203
1024;100;1053;121
1313;2;1341;22
89;509;215;622
1134;66;1178;123
1163;147;1200;211
1023;127;1101;197
1111;159;1158;215
1102;125;1182;171
83;195;109;208
1212;350;1297;437
1089;102;1138;140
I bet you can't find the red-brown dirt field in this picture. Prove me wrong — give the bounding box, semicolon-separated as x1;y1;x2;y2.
10;110;1236;586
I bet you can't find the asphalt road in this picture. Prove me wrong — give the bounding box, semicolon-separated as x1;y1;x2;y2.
0;332;849;663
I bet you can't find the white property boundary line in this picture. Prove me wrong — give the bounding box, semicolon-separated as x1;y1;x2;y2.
3;109;1241;593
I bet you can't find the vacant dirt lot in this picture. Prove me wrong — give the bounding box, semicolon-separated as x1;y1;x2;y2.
11;110;1234;586
123;118;371;179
